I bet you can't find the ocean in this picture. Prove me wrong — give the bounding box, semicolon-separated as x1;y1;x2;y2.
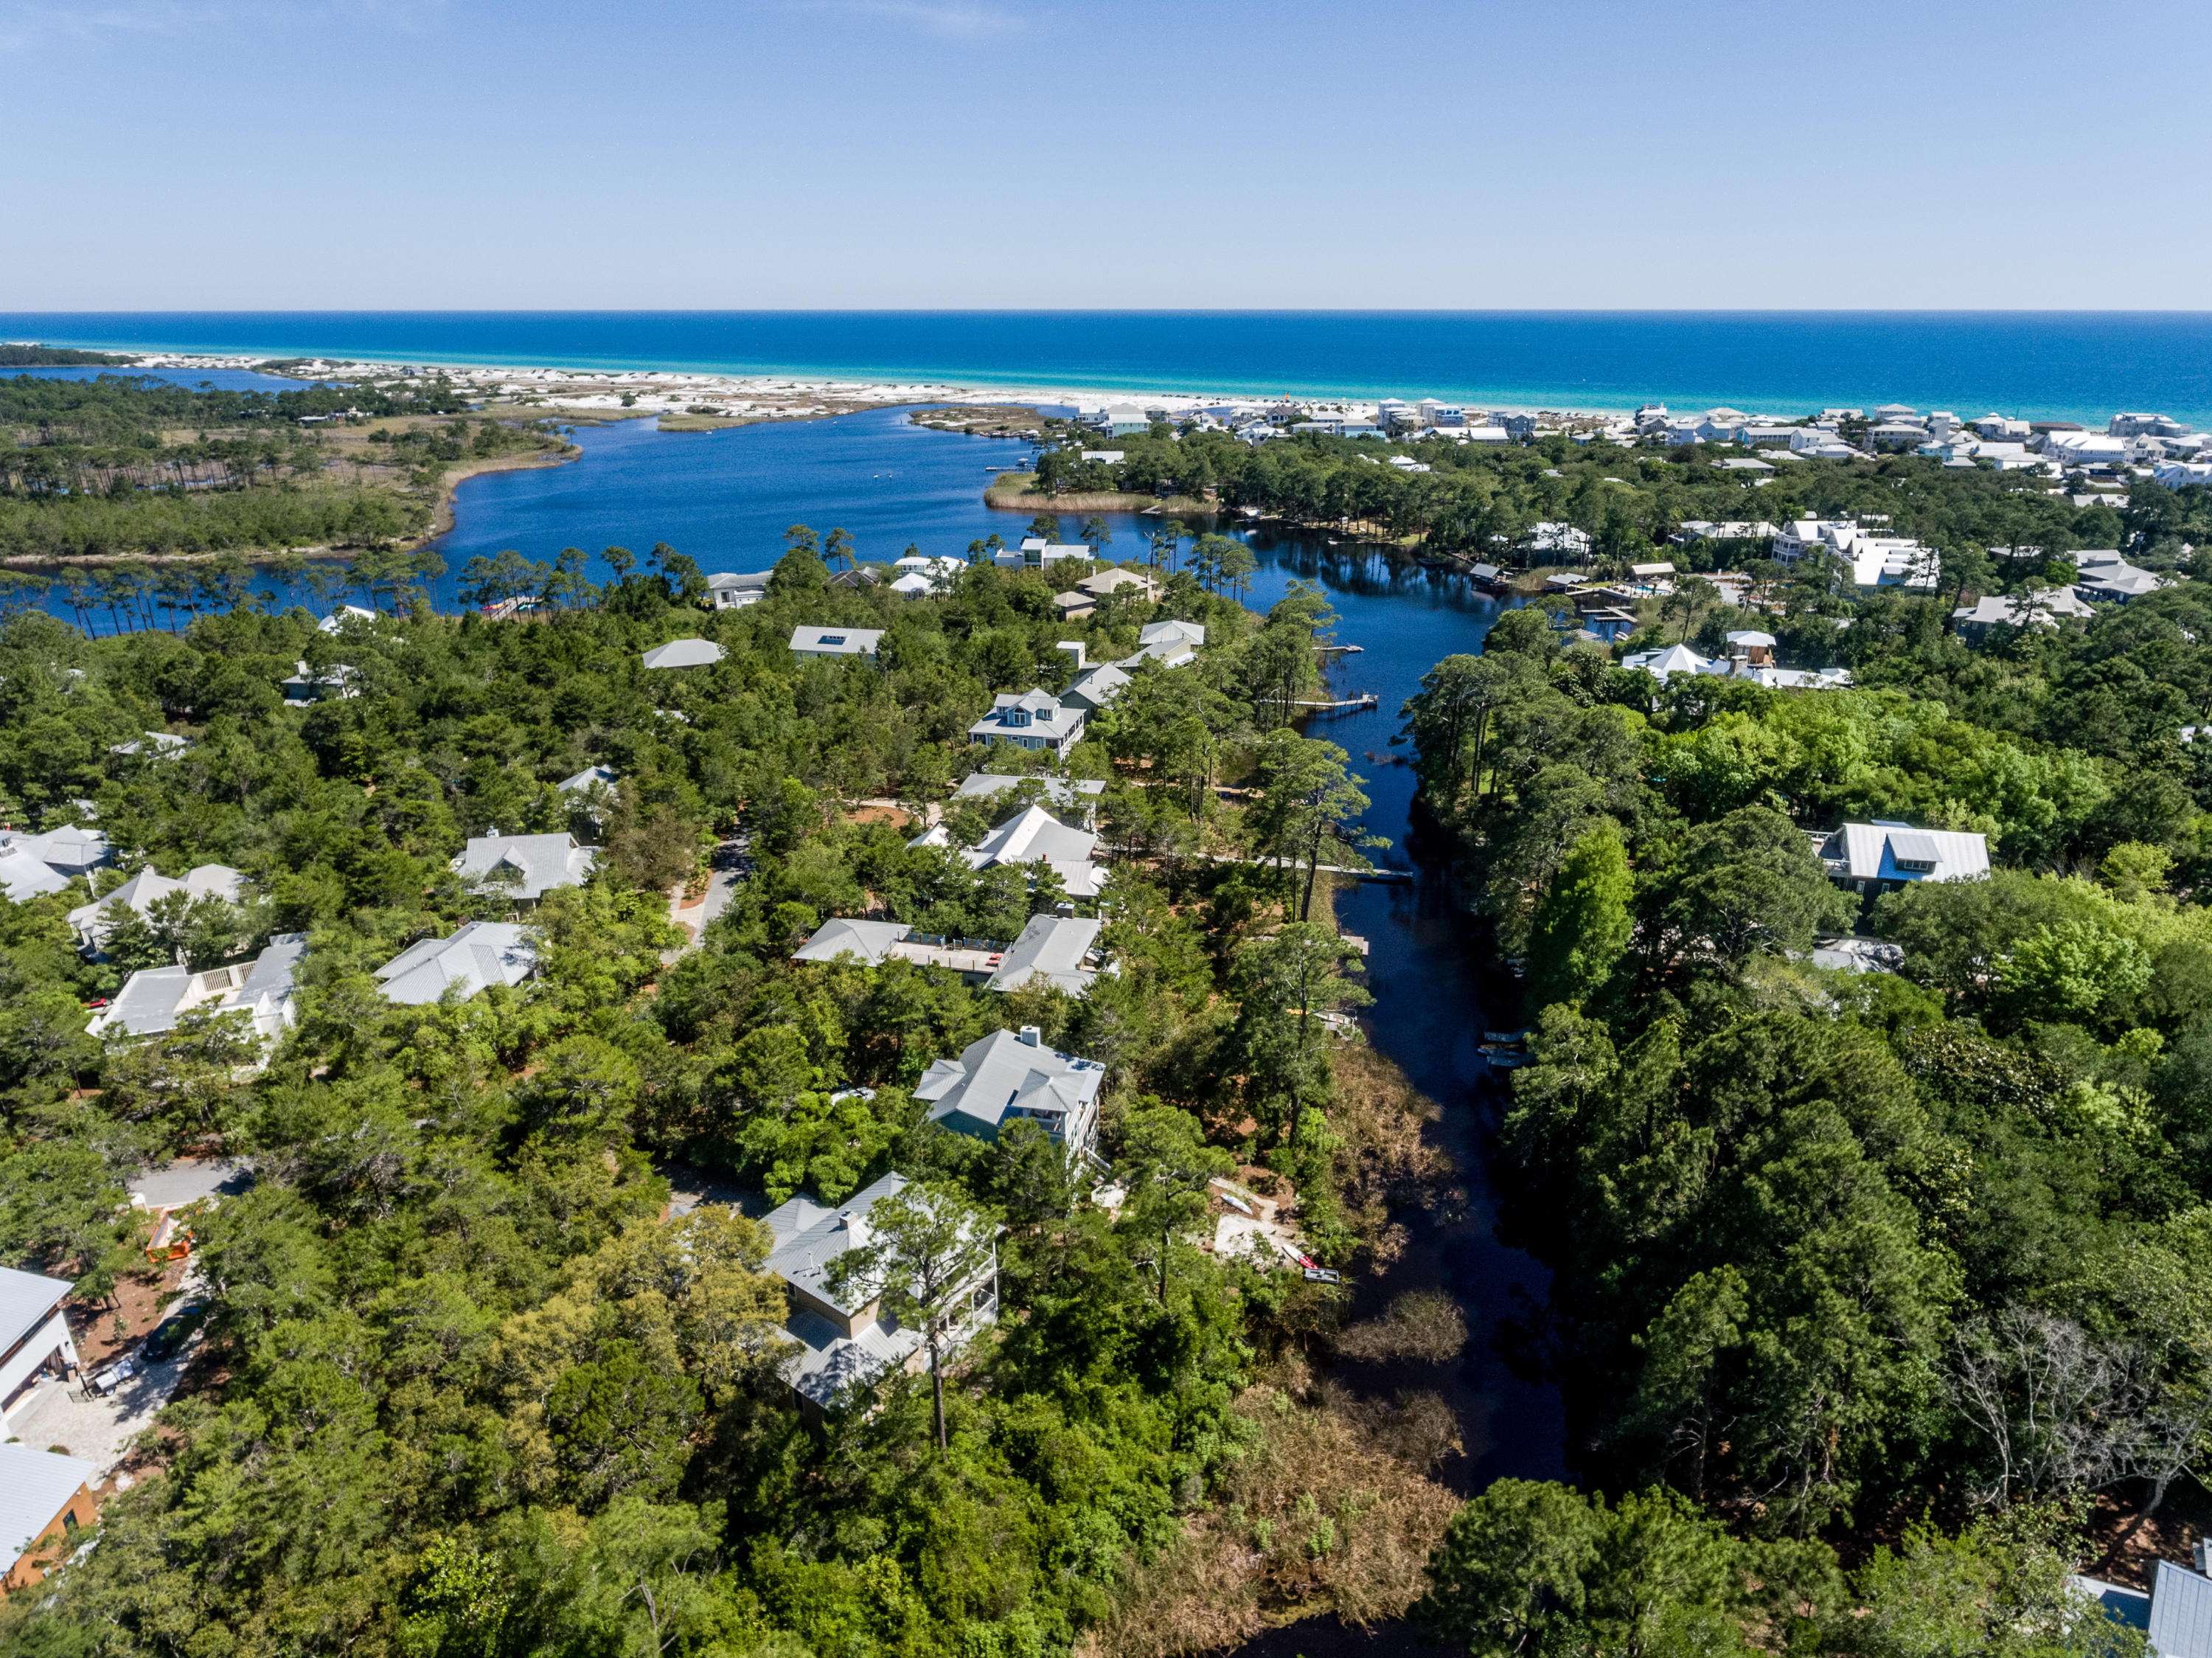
7;310;2212;425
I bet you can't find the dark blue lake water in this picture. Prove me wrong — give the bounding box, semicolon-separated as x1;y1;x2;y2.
8;309;2212;423
6;364;321;393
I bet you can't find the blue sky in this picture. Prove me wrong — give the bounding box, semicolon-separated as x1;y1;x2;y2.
5;0;2209;311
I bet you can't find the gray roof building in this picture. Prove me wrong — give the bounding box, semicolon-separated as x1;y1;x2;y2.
374;921;538;1005
0;1443;99;1582
557;764;620;797
761;1173;997;1409
0;847;70;903
69;864;245;951
986;915;1108;996
451;832;597;903
641;638;725;670
0;826;110;878
914;1025;1105;1152
89;932;307;1048
952;772;1107;825
967;690;1086;758
1816;822;1991;889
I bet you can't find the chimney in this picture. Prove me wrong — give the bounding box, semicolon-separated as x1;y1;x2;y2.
1057;639;1086;672
1018;1024;1041;1047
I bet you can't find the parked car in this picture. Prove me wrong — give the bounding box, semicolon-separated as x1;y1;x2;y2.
86;1353;139;1396
141;1301;207;1364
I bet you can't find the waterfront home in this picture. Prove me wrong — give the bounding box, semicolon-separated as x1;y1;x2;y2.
451;831;597;903
280;659;360;702
967;690;1086;760
1116;618;1206;670
1725;629;1775;667
951;772;1106;826
1867;421;1930;452
1772;519;1938;591
1952;587;2096;638
1098;403;1150;437
641;638;725;670
1815;822;1989;896
1075;566;1158;601
374;920;538;1005
1973;414;2032;440
790;625;884;661
2042;431;2131;469
2154;460;2212;488
69;863;245;953
1623;641;1850;691
88;932;306;1050
317;604;378;633
705;570;773;609
1;1443;100;1596
916;1025;1105;1154
1525;521;1593;560
1628;560;1677;592
1079;448;1124;464
762;1173;998;1411
0;1266;80;1438
1052;591;1096;621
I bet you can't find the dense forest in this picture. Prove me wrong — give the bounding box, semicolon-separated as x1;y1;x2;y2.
0;372;561;561
1391;479;2212;1651
3;404;2208;1655
1034;422;2211;573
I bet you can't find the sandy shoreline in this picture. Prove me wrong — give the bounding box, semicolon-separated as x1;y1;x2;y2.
101;348;1636;427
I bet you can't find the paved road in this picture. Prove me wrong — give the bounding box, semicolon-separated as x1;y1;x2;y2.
13;1289;204;1472
661;840;749;958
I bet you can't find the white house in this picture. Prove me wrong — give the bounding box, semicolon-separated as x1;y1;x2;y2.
557;763;620;799
790;625;885;661
915;803;1103;898
451;831;597;903
761;1173;998;1411
108;731;187;759
1951;587;2096;637
967;690;1087;760
374;920;539;1005
915;1025;1106;1154
1062;663;1133;712
280;660;360;702
641;638;725;670
705;571;773;609
1099;403;1150;437
0;826;109;880
1815;822;1990;895
792;912;1110;996
69;864;245;952
1116;618;1206;670
0;1266;80;1437
2154;461;2212;489
88;932;307;1050
317;604;379;634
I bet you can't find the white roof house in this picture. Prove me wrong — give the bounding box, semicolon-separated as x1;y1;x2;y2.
1075;567;1158;600
914;1025;1106;1153
0;826;111;879
762;1173;998;1409
108;731;187;759
280;660;360;701
1952;588;2096;634
1816;822;1990;890
968;690;1087;760
986;915;1109;996
1622;642;1850;692
316;604;378;633
0;1265;80;1437
69;864;245;951
792;917;916;968
451;832;597;903
2072;553;2174;604
705;571;773;609
790;625;884;660
0;847;71;903
557;764;620;797
963;804;1103;898
88;932;307;1048
1062;663;1133;712
641;638;725;670
1116;618;1206;670
0;1443;99;1584
374;920;539;1005
1621;642;1714;684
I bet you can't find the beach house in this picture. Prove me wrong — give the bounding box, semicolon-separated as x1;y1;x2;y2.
1;1443;100;1596
88;932;307;1051
374;921;539;1005
68;863;246;953
451;831;598;903
761;1173;999;1412
641;638;725;670
967;690;1086;760
790;625;885;661
914;1025;1106;1155
705;570;773;609
0;1266;80;1439
1814;822;1990;898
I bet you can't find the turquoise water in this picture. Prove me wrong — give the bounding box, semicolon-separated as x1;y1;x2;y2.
7;310;2212;423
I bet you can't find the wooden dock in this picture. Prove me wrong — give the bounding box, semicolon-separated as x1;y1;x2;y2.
1315;643;1365;655
1292;693;1380;713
